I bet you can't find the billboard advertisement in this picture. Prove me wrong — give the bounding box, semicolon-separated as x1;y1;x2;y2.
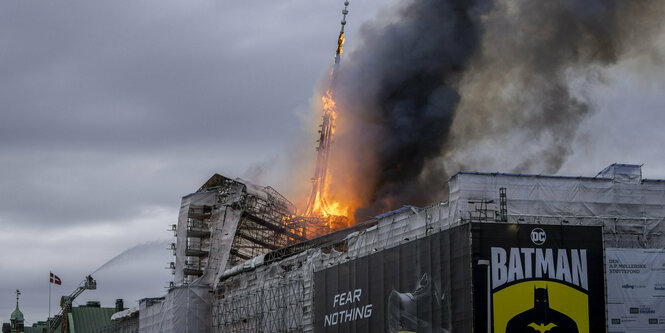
606;248;665;332
313;224;472;332
471;223;606;333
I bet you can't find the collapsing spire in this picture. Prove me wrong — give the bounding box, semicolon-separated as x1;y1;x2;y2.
335;1;349;64
304;1;349;218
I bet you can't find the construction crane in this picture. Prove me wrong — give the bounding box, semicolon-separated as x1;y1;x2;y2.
305;1;349;217
47;275;97;333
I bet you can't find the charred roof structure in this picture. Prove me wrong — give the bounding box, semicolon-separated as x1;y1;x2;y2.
171;174;335;287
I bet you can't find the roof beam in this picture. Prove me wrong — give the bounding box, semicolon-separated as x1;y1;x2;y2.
241;213;306;241
236;232;280;250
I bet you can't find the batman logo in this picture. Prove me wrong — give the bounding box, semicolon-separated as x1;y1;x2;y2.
527;322;557;333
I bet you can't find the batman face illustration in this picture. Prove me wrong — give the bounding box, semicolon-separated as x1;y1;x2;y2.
505;287;579;333
534;288;548;309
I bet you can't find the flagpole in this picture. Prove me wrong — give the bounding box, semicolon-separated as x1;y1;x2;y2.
48;271;51;329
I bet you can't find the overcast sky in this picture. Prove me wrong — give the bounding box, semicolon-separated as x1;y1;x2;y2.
2;0;665;326
0;0;389;324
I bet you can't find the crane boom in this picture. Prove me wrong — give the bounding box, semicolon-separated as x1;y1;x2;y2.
47;275;97;333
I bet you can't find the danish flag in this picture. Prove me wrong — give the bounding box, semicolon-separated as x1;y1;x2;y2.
49;272;61;285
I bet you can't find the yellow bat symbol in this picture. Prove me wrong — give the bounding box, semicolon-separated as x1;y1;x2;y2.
527;322;557;333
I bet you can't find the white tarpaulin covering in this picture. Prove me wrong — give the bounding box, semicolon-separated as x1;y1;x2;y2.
606;248;665;332
138;285;211;333
174;190;219;284
447;167;665;248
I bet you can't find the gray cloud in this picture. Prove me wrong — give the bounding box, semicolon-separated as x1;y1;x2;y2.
0;0;382;228
0;0;387;324
0;1;355;152
446;0;665;175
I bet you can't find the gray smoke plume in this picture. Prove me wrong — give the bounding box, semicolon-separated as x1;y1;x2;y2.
328;0;665;220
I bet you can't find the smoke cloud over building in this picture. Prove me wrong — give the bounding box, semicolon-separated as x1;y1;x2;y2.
320;0;665;220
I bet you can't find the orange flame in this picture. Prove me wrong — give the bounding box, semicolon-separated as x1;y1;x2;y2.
306;89;347;218
322;90;337;120
336;33;345;56
301;28;357;232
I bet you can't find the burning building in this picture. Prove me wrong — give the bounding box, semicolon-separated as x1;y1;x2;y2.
116;0;665;331
124;163;665;332
133;174;350;332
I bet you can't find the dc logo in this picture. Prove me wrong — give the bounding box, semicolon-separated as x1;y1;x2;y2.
531;228;546;245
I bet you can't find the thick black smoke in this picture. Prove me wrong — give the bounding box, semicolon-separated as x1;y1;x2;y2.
328;0;665;220
332;0;492;219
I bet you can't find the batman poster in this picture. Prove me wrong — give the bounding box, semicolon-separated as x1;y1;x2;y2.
471;223;605;332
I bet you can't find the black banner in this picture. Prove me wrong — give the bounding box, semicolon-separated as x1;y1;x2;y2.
471;223;606;332
313;222;605;332
313;224;472;333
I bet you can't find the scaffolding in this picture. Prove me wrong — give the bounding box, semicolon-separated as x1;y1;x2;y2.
184;204;213;277
228;188;304;265
214;276;306;332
